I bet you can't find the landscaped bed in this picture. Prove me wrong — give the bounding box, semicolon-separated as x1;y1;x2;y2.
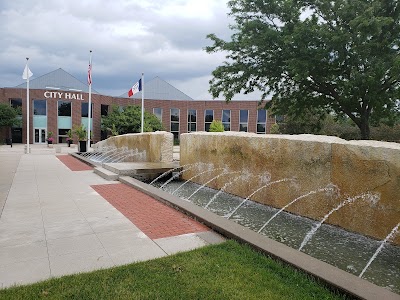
0;240;349;299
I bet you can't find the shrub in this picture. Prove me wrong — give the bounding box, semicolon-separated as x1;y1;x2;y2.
209;120;224;132
370;124;400;142
269;123;280;134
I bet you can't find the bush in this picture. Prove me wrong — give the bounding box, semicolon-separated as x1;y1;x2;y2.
274;112;399;142
319;122;360;140
269;123;280;134
370;124;400;142
318;116;400;142
276;109;326;134
209;120;224;132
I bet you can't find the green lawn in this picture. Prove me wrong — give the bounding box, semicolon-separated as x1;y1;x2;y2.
0;240;350;299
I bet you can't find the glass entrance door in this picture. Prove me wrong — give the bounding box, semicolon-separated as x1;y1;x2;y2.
34;128;47;144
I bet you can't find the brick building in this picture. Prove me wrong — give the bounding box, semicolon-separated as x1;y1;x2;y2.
0;68;276;144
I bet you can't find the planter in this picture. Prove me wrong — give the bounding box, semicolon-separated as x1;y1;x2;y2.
79;140;87;152
67;140;73;147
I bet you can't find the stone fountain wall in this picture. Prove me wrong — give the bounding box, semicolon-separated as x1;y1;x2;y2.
94;131;173;162
180;132;400;244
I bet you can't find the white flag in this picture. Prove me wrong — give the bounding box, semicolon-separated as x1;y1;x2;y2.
22;64;33;80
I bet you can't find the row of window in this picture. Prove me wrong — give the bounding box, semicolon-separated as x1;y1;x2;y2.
10;98;96;117
10;99;96;143
154;108;268;140
11;99;269;130
9;99;270;142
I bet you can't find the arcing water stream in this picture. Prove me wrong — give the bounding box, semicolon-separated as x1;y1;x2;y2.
153;178;400;293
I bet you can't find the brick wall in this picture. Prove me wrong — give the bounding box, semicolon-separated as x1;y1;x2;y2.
0;88;275;144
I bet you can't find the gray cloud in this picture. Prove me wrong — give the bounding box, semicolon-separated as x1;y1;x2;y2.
0;0;263;100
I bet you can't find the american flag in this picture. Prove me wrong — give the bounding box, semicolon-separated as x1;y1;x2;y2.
87;62;92;85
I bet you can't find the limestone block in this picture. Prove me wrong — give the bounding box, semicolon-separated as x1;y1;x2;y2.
180;132;400;244
94;132;173;163
331;141;400;243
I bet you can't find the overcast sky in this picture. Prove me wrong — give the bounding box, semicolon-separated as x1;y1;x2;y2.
0;0;264;100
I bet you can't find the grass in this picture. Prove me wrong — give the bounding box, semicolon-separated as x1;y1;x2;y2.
0;240;350;299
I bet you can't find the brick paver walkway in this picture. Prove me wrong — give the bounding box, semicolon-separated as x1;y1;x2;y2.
92;183;210;239
57;155;93;171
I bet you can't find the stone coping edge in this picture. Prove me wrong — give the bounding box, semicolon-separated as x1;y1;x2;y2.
119;175;400;300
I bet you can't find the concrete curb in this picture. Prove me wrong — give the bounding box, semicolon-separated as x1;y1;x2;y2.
119;175;400;300
94;166;119;181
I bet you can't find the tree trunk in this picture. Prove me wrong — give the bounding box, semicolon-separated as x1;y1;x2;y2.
359;118;370;140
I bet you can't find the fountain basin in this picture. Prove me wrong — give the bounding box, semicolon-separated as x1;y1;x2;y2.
120;176;399;299
180;132;400;245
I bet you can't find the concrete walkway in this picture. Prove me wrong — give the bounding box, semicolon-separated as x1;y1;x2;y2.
0;144;222;289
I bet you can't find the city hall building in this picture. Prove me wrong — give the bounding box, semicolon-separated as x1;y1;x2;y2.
0;68;276;144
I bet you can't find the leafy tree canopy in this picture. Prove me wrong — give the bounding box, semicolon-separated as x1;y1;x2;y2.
206;0;400;139
101;105;164;135
0;103;19;128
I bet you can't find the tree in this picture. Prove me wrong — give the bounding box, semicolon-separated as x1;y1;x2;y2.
101;105;164;135
206;0;400;139
0;103;20;142
0;103;20;143
0;103;19;128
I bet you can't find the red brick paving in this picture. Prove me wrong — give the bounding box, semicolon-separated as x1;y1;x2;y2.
92;183;209;239
57;155;93;171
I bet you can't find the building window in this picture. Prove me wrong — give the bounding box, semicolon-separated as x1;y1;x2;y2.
58;129;70;143
257;110;267;134
58;101;71;116
222;109;231;131
239;110;249;132
153;108;162;121
204;109;214;132
33;100;47;115
81;103;93;132
170;108;180;140
58;101;72;143
81;103;93;117
10;98;22;114
187;109;197;132
101;104;109;117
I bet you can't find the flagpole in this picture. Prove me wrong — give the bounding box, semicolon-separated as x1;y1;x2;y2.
141;72;144;133
87;50;92;150
26;58;30;154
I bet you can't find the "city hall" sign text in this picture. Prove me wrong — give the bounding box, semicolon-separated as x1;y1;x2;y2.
44;91;84;100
